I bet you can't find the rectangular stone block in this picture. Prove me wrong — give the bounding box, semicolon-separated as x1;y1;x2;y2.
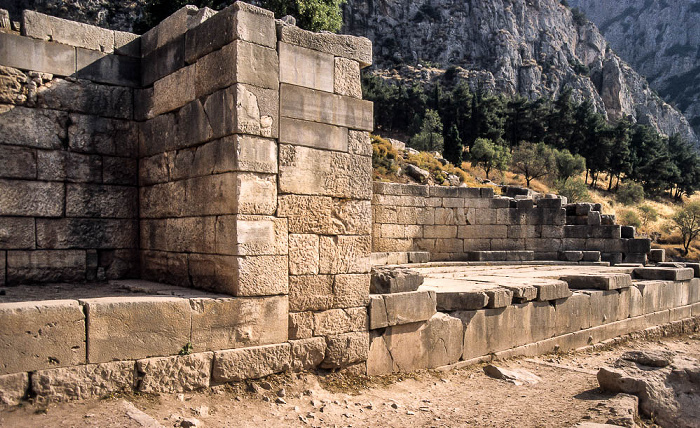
215;215;288;256
36;151;101;183
0;252;4;287
81;296;191;363
276;22;372;67
23;10;115;53
280;117;348;152
200;83;279;140
75;48;140;87
195;39;279;97
0;217;35;249
162;217;216;253
36;78;133;120
280;84;373;131
0;106;67;150
289;233;320;275
634;267;694;281
141;36;185;87
314;308;367;336
114;31;140;57
0;373;28;408
290;337;327;371
69;114;137;157
423;225;457;239
6;250;86;284
334;57;362;98
278;194;333;234
176;173;276;217
561;273;633;290
322;331;369;368
191;295;288;352
189;254;288;296
0;32;76;76
136;352;212;393
320;235;371;274
289;274;333;312
37;218;137;249
380;291;437;326
212;343;290;383
279;42;334;91
0;300;85;374
103;156;138;185
458;225;508;239
331;199;372;235
32;361;135;403
140;250;190;288
289;311;314;340
279;144;372;199
141;5;197;57
152;64;196;116
65;184;137;218
628;238;652;254
185;1;276;64
0;145;36;179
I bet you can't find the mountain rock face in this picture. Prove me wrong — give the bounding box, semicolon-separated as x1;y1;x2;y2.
568;0;700;145
342;0;698;146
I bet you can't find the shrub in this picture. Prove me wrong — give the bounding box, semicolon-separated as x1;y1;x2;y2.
670;201;700;255
554;178;589;203
470;138;511;179
616;182;645;205
638;204;658;233
371;134;399;176
619;210;642;229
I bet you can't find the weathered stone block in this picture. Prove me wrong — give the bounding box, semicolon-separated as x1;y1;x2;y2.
280;117;348;152
114;30;140;57
277;194;332;234
0;217;35;249
0;300;85;374
561;274;633;290
276;22;372;67
0;32;76;76
290;337;326;371
37;218;137;250
75;48;140;87
137;352;212;393
289;234;319;275
202;83;279;139
22;10;115;52
190;295;287;352
152;64;195;116
65;184;137;218
0;373;28;408
321;331;369;368
195;39;278;98
289;274;333;312
81;296;191;363
584;289;627;326
433;290;489;311
140;250;190;287
185;1;276;64
188;254;288;296
279;144;372;199
533;279;572;301
102;156;138;185
348;130;372;156
0;106;67;150
0;145;36;179
458;225;508;239
289;311;314;340
633;267;694;281
215;215;287;256
553;293;592;334
648;248;665;263
331;199;372;235
38;78;133;120
628;238;652;254
333;274;370;308
212;343;291;383
280;83;373;131
185;173;277;216
370;266;423;294
314;308;367;336
319;235;371;274
279;42;334;91
485;288;514;308
334;57;362;98
6;250;86;284
32;361;135;403
141;35;185;86
380;291;436;326
36;151;101;183
69;114;137;157
141;5;197;57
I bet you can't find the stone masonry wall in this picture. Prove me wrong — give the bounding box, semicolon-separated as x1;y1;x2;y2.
0;12;141;285
372;182;651;264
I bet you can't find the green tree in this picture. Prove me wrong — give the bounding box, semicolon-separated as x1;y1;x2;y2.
616;182;645;206
628;125;677;196
619;210;642;229
470;138;511;179
410;109;444;153
670;201;700;255
667;133;700;199
554;148;586;182
638;204;658;235
605;119;632;191
511;142;557;187
443;124;464;166
545;88;575;150
554;178;589;202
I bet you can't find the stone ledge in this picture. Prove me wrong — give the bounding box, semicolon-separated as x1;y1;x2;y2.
276;22;372;67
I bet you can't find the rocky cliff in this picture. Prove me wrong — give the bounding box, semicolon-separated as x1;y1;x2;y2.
568;0;700;145
342;0;698;146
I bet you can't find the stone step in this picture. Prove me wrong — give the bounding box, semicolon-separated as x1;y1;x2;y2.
465;251;534;262
370;266;424;294
633;267;695;281
560;273;632;290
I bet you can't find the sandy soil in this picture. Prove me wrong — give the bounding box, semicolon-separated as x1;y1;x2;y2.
3;334;699;428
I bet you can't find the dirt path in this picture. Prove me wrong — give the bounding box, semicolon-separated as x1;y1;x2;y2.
3;334;699;428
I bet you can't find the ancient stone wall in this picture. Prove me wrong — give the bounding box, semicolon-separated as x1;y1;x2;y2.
0;12;140;285
371;182;651;264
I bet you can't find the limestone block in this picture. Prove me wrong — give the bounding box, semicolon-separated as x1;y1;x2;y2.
0;373;28;408
280;84;373;131
628;238;652;254
0;300;85;374
36;151;100;183
485;288;514;308
463;239;492;252
319;235;371;274
195;39;278;98
152;64;195;116
526;238;563;252
0;106;67;150
278;194;332;234
373;238;414;253
136;352;212;393
202;83;279;139
212;343;291;383
6;250;86;284
75;48;140;87
321;331;369;368
279;42;334;91
34;77;132;119
458;225;508;239
65;184;137;218
190;295;287;351
215;215;287;256
648;249;665;263
508;225;540;239
534;279;572;301
434;290;489;311
633;267;694;281
276;22;372;67
314;308;367;336
69;114;137;157
37;218;137;250
561;274;633;291
334;57;362;98
0;252;4;287
186;172;277;216
103;156;138;185
331;199;372;235
185;2;276;64
139;181;184;218
635;281;675;314
369;295;389;329
584;289;628;325
280;117;348;152
22;10;114;52
501;284;538;303
377;182;430;196
279;144;372;199
0;145;36;180
582;251;602;262
289;311;314;340
0;33;75;76
141;35;185;86
380;291;437;326
423;225;457;239
290;337;327;371
333;274;370;308
141;5;197;56
32;361;135;403
81;296;191;363
140;250;189;287
348;130;372;156
690;278;700;304
0;217;35;249
370;267;423;294
114;31;139;57
289;275;333;312
188;254;287;296
289;234;320;275
553;293;592;335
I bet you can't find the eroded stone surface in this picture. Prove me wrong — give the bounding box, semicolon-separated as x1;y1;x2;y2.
212;343;291;383
32;361;135;403
136;352;212;393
